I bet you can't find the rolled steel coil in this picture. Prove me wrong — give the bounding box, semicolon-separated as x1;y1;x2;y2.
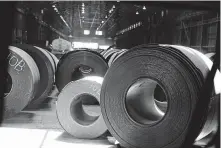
55;49;108;91
56;76;107;139
4;46;40;118
100;44;221;148
13;44;54;108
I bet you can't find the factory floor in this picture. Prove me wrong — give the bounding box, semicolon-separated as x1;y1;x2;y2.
0;87;215;148
0;97;116;148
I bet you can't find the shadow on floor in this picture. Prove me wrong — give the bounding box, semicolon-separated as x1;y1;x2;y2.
56;131;113;146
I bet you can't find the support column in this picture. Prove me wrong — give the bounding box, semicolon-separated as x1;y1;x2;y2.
13;7;27;44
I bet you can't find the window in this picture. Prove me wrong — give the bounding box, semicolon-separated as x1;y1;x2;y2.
84;30;90;35
95;31;102;35
73;42;98;49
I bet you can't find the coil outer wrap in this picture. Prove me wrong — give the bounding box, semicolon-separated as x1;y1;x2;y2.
13;44;54;105
5;46;40;118
56;76;107;139
100;44;220;148
55;50;108;91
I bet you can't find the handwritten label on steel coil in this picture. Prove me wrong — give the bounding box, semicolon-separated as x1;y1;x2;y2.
7;52;26;72
89;83;100;96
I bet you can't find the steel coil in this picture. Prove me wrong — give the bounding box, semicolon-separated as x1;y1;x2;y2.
13;44;54;108
103;48;120;60
55;50;108;91
100;44;221;148
56;76;107;139
4;46;40;118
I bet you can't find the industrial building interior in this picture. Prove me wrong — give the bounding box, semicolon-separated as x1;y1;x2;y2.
0;1;219;148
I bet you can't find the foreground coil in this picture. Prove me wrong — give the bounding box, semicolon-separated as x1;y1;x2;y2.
100;44;220;148
56;76;107;139
4;46;40;118
12;44;54;108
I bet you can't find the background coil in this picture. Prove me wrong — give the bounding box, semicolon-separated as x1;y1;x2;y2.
205;52;215;62
102;49;120;60
55;50;108;91
47;51;59;69
99;48;128;67
56;76;107;139
100;44;220;148
111;49;128;65
34;46;56;75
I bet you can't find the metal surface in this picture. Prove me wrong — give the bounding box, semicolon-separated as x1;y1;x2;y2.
100;44;220;148
56;76;107;139
112;49;128;64
126;78;165;125
13;44;54;108
205;52;215;61
103;49;119;60
48;52;59;66
108;51;119;67
55;50;108;91
4;46;40;119
34;46;56;75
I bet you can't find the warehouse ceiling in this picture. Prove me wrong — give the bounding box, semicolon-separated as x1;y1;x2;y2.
17;1;219;39
18;1;125;38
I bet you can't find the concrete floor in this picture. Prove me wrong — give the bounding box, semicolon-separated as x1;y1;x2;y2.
0;87;215;148
0;96;116;148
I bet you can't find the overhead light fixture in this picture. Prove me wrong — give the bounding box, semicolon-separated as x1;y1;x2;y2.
82;3;84;6
136;11;139;15
101;21;104;23
52;5;55;7
105;15;107;18
82;11;85;14
113;5;115;8
143;6;146;10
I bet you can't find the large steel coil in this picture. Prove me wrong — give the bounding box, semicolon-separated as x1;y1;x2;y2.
4;46;40;118
100;44;220;148
56;76;107;139
55;50;108;91
13;44;54;108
